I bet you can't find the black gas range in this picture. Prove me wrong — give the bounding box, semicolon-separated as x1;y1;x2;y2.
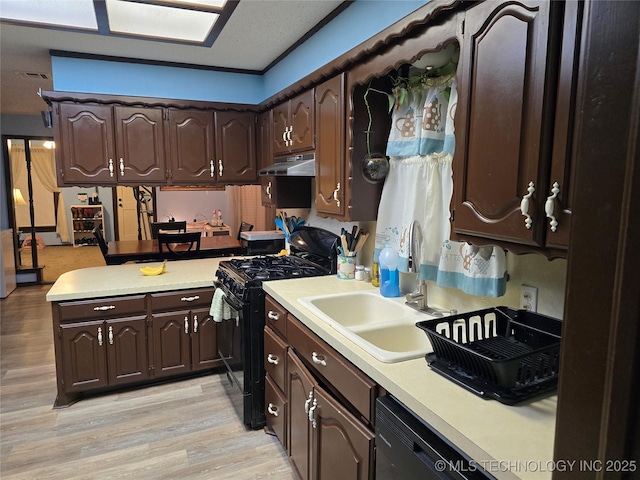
214;227;339;428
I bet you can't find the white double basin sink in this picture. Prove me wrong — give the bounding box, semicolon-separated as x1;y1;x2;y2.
298;291;438;363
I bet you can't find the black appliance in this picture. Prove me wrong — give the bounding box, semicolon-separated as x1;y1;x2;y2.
376;395;494;480
214;226;339;428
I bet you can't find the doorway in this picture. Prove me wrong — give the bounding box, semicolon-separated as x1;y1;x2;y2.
114;186;156;241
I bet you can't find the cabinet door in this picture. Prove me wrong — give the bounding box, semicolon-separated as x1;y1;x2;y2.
315;75;345;217
287;350;315;480
256;111;273;171
214;111;257;183
272;102;290;156
265;374;287;450
167;109;216;184
190;307;221;371
454;0;555;246
60;320;108;392
114;106;167;184
106;316;149;385
289;89;315;153
55;103;115;185
545;0;582;250
311;385;374;480
152;311;192;377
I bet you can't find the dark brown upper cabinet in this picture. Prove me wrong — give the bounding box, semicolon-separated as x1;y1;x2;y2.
54;103;167;186
214;111;257;184
166;109;216;185
272;89;315;156
315;74;346;217
453;0;577;256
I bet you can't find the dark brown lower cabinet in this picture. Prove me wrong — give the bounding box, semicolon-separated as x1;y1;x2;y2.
265;295;376;480
60;316;149;393
52;287;221;408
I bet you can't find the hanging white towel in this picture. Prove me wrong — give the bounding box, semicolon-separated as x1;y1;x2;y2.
209;288;238;322
435;240;507;297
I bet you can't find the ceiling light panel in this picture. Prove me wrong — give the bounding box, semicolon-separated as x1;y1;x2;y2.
105;0;219;43
0;0;98;30
163;0;228;9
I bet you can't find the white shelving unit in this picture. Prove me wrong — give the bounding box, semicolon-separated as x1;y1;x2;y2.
70;205;104;247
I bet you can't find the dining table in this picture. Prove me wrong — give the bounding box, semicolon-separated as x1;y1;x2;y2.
105;235;243;264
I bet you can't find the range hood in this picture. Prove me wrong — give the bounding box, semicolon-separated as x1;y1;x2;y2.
258;153;315;176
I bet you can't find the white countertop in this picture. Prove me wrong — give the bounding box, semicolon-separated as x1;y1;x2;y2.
262;276;557;480
46;258;225;301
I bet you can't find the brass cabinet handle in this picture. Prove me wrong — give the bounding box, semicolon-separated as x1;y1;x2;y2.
545;182;560;232
520;181;535;229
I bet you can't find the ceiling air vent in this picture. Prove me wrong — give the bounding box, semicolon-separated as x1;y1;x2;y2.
14;71;51;80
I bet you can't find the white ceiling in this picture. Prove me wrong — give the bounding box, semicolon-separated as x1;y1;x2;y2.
0;0;345;116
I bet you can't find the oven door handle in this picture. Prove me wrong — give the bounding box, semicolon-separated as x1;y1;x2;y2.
222;294;243;312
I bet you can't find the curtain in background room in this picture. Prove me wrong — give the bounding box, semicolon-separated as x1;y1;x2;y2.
226;185;267;236
30;146;70;243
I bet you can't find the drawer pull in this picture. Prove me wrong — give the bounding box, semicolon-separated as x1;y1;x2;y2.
108;326;114;345
93;305;116;311
181;295;200;302
184;316;189;334
97;326;103;346
308;398;318;428
267;311;280;321
304;390;313;413
267;403;279;417
312;352;327;367
267;353;279;365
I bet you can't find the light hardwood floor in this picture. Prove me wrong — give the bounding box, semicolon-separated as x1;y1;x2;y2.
0;285;294;479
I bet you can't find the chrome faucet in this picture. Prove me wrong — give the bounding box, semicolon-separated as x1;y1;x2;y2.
404;221;446;317
405;220;428;311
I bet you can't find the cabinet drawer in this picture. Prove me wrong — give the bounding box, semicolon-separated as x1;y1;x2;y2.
265;375;287;450
150;288;214;311
264;326;287;392
265;295;287;339
287;315;377;423
57;295;146;321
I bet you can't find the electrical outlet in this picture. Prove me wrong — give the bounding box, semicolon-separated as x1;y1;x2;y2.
521;285;538;312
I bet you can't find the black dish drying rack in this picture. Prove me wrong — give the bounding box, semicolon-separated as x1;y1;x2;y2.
416;307;562;405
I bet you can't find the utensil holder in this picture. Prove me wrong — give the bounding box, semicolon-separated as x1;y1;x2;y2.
337;254;356;279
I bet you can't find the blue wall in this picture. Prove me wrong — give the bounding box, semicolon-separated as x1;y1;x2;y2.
52;0;429;103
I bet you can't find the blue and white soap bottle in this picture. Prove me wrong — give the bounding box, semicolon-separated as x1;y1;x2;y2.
379;244;400;298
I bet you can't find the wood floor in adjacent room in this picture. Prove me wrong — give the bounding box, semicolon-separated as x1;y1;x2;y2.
0;285;294;480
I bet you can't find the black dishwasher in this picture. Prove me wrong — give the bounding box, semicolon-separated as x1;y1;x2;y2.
375;395;494;480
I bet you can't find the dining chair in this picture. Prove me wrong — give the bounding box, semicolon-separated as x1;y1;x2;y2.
157;231;202;259
150;221;187;239
93;227;119;265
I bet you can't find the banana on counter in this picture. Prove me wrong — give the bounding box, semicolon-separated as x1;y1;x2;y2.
140;260;167;276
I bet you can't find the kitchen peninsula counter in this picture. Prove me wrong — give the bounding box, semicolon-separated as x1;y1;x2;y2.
46;258;225;301
263;276;558;480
